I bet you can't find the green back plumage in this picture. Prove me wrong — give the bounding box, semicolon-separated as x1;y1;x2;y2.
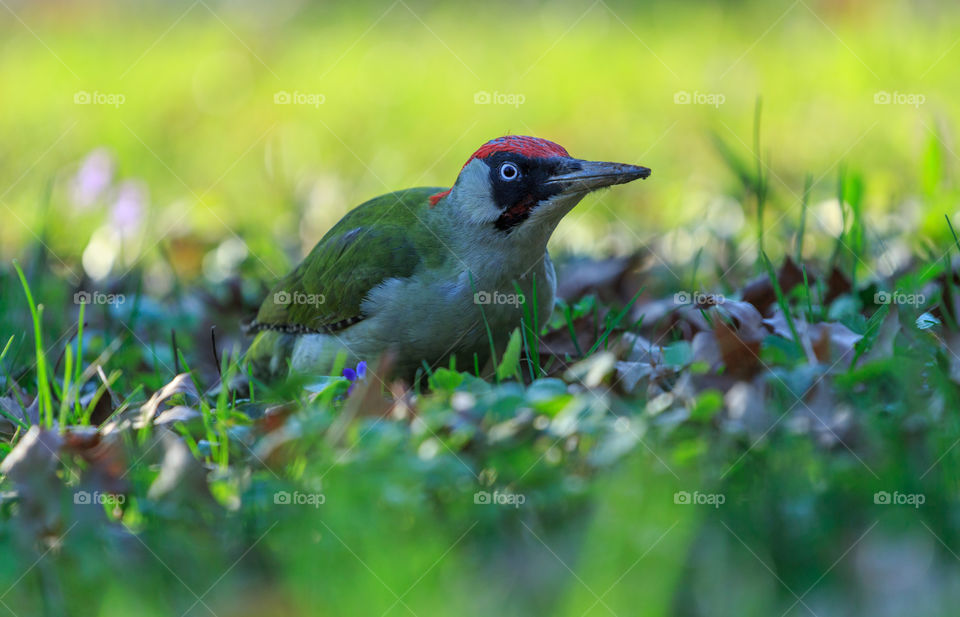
254;187;447;333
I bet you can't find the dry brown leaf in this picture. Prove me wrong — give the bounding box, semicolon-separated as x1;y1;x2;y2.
632;297;682;334
555;251;646;304
713;322;762;378
0;426;66;537
138;373;200;427
706;300;767;378
717;300;768;341
147;430;215;505
762;309;861;365
645;302;708;343
62;427;130;495
0;389;39;434
151;405;203;427
808;322;862;364
615;361;656;394
80;385;114;426
762;308;794;340
1;426;62;481
691;331;722;368
621;333;658;362
742;256;804;313
824;267;853;305
257;402;298;434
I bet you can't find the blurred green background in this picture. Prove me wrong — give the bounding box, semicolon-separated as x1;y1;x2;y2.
3;0;959;291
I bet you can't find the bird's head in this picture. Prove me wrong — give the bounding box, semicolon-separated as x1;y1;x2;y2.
431;135;650;241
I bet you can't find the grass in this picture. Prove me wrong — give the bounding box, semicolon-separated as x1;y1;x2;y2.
4;199;960;615
3;0;960;615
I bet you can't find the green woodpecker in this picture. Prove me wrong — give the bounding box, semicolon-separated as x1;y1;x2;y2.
246;135;650;380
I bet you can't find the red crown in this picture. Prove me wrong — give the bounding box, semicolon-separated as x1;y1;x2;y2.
467;135;570;162
429;136;570;206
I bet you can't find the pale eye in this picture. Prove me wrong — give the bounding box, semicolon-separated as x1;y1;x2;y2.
499;162;520;181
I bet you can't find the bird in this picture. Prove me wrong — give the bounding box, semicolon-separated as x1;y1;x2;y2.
245;135;650;381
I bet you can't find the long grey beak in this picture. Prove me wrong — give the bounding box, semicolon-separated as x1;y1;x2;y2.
545;159;651;193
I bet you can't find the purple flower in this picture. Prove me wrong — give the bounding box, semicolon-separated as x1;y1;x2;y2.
70;148;114;209
342;361;368;393
110;180;147;237
342;361;367;383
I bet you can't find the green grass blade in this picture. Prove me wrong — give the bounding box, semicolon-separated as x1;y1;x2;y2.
13;260;53;428
561;302;584;357
801;264;814;324
760;252;802;353
496;328;522;382
586;288;644;356
469;271;498;383
74;302;85;418
513;275;540;380
60;345;73;429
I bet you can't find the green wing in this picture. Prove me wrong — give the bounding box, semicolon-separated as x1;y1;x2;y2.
254;187;445;334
